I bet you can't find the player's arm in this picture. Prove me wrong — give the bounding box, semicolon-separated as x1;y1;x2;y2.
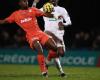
32;0;40;7
58;9;71;30
0;12;15;25
32;0;43;13
62;8;72;26
0;19;9;24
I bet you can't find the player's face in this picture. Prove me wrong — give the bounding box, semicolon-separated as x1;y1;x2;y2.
19;0;28;9
49;0;59;6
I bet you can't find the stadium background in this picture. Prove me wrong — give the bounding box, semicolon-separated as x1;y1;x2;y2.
0;0;99;80
0;0;99;66
0;0;97;49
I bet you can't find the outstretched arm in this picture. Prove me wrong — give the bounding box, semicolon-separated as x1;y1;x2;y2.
0;19;9;24
0;11;15;25
62;8;72;26
32;0;40;7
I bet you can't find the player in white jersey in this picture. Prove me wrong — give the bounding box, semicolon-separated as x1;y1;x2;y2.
32;0;71;77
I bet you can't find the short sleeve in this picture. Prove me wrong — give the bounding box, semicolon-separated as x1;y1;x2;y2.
62;8;72;26
32;7;45;17
5;12;15;23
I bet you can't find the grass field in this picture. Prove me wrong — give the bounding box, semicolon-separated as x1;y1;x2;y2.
0;64;100;80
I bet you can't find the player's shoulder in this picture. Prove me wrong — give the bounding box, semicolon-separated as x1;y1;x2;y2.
29;7;39;11
10;10;19;16
56;6;65;9
55;6;66;11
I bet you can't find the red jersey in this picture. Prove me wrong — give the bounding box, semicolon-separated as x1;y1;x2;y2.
6;7;45;36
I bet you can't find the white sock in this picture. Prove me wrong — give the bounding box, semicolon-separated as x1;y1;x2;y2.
54;58;64;73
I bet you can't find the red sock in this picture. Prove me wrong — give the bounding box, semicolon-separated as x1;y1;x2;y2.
47;50;58;61
37;54;47;73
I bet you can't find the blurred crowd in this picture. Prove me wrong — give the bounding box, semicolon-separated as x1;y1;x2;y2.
0;25;28;48
0;0;97;50
0;25;100;50
71;30;100;50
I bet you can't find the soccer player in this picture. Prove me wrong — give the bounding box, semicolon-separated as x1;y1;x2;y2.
0;0;59;77
32;0;72;77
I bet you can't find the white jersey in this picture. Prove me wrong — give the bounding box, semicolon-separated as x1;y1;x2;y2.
40;6;71;49
44;11;63;34
41;6;71;32
53;6;72;26
40;6;71;40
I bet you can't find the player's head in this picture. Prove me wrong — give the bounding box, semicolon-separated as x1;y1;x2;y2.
18;0;28;9
49;0;59;6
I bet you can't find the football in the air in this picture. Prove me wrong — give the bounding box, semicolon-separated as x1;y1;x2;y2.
43;2;54;13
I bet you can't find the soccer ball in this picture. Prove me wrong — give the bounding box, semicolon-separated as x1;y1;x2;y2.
43;2;54;13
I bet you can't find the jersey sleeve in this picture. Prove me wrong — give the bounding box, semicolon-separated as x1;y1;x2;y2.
32;7;45;17
5;12;16;23
62;8;72;26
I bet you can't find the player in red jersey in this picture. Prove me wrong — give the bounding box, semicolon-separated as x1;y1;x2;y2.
0;0;58;77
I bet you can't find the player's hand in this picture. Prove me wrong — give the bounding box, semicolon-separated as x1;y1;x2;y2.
0;19;9;24
58;15;64;30
58;22;64;30
32;0;40;7
33;0;40;3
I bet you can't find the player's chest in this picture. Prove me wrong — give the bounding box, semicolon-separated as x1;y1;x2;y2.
16;11;34;23
48;18;57;21
19;11;33;18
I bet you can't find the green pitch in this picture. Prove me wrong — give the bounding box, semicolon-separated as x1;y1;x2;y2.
0;64;100;80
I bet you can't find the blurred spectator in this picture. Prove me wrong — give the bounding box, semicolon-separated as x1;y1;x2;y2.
0;30;13;48
72;31;92;49
0;27;100;49
13;29;28;48
72;31;85;49
92;34;100;50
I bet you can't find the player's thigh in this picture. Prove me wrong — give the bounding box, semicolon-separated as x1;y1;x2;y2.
33;40;43;54
45;31;61;42
40;31;51;46
57;47;65;57
27;36;44;53
40;32;57;51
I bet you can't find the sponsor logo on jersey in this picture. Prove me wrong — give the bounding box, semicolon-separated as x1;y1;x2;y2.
49;18;57;21
20;17;32;23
